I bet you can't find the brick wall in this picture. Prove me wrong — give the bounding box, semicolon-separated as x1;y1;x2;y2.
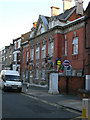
58;76;85;94
63;27;85;70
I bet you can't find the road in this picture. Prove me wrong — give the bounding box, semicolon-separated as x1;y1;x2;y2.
1;90;81;119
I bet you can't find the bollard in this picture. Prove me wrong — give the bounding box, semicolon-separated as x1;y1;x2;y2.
82;98;90;120
26;83;29;92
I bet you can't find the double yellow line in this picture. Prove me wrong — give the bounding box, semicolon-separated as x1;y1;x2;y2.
21;93;82;119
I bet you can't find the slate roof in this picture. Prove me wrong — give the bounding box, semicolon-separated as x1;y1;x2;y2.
40;15;49;30
85;2;90;18
56;6;76;21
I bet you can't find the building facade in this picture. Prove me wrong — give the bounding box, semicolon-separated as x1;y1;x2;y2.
0;49;2;72
20;1;85;93
13;37;21;73
0;44;14;71
1;47;5;70
20;31;30;83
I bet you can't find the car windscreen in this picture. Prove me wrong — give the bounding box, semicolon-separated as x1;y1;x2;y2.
5;75;21;81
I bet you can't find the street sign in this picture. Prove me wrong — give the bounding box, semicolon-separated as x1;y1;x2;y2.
56;58;61;65
58;65;64;72
63;60;70;68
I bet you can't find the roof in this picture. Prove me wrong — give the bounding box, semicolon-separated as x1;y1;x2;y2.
56;6;76;22
40;15;49;30
13;37;21;42
85;2;90;18
33;15;50;36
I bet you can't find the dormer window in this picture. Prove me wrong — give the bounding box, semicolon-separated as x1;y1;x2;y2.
51;21;54;27
40;27;45;34
18;39;21;48
30;31;34;38
49;21;55;29
14;41;16;50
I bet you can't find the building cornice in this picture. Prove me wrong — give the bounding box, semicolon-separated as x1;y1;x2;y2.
21;16;85;46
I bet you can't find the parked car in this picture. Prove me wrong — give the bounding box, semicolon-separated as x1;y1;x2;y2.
0;70;22;92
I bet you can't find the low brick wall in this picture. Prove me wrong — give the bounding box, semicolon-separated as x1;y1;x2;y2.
58;76;85;94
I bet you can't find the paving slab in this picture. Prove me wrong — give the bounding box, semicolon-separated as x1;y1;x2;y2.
57;99;82;112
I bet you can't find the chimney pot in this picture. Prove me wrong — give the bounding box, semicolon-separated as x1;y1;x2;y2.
33;22;37;28
51;6;60;16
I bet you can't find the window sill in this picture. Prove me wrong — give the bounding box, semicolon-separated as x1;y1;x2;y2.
72;54;78;59
72;54;78;55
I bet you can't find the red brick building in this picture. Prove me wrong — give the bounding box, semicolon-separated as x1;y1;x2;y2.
20;0;87;93
20;31;31;83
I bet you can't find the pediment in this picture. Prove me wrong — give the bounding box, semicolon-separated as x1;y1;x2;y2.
34;15;49;36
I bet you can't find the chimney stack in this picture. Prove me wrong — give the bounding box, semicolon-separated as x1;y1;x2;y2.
51;6;60;16
62;0;72;12
75;0;83;15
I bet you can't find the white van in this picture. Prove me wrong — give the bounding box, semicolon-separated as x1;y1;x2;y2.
0;70;22;92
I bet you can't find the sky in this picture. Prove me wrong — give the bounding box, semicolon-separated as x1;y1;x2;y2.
0;0;89;49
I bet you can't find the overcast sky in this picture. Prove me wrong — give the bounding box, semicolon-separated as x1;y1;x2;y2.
0;0;89;49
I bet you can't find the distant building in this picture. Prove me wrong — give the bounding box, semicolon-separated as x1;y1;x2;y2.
0;49;2;72
13;37;21;73
1;47;5;70
0;44;14;70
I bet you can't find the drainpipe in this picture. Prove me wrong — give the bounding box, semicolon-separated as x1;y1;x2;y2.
85;16;90;49
85;16;87;49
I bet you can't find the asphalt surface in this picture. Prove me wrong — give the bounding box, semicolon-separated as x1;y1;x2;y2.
22;84;82;112
1;90;81;119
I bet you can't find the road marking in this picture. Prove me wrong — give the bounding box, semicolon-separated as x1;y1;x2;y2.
21;93;81;115
69;116;82;120
21;93;59;107
63;108;81;115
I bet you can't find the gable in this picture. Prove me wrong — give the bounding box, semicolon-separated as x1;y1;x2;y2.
34;15;49;36
68;10;83;21
36;23;46;36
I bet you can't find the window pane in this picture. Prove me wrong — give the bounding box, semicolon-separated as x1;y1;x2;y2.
30;49;34;60
42;45;46;58
42;69;45;79
73;37;78;54
36;69;39;79
36;47;39;59
51;42;54;56
65;40;67;56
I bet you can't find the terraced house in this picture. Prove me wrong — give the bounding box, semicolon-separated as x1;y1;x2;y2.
20;0;88;94
0;44;13;70
13;37;21;73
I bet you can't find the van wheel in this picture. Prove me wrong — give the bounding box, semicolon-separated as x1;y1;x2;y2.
18;88;22;93
3;86;6;92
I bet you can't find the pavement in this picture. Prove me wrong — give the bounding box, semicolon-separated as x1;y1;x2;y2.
22;83;82;113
